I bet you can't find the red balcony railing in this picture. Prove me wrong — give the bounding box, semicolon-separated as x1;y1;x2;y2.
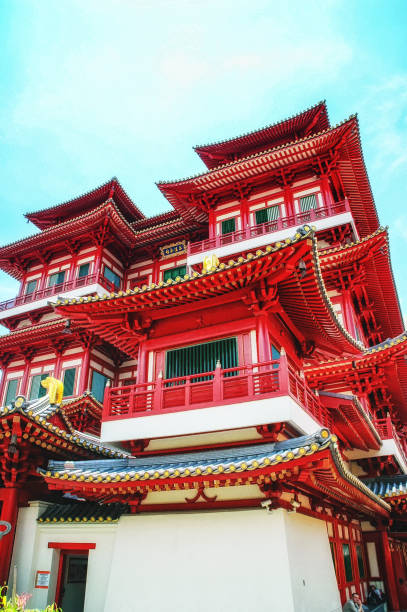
188;199;350;256
374;416;407;464
103;358;332;429
0;273;118;312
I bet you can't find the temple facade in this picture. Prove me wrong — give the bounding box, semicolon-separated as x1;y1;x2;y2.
0;101;406;612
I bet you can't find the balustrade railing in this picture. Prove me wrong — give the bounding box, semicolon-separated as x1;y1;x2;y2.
374;416;407;464
188;199;350;256
103;358;332;429
0;273;118;312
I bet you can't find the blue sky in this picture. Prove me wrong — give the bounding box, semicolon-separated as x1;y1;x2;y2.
0;0;406;325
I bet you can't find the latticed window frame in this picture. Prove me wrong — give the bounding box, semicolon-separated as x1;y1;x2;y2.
221;217;236;235
255;205;280;225
63;367;77;397
165;337;238;383
299;193;318;212
163;265;187;282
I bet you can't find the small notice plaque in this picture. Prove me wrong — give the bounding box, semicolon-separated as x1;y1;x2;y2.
35;571;50;589
159;241;186;259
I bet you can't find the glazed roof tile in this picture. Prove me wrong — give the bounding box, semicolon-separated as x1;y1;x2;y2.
194;101;329;169
43;430;336;480
38;501;129;524
53;227;362;358
159;115;355;187
41;429;389;511
364;475;407;499
320;227;404;340
158;114;379;237
25;178;144;229
0;395;128;459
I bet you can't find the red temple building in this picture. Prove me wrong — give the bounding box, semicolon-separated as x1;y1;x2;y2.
0;101;406;611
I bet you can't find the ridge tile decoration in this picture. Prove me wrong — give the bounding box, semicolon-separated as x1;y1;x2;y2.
0;102;406;612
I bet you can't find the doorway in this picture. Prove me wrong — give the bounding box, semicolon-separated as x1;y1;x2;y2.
55;551;88;612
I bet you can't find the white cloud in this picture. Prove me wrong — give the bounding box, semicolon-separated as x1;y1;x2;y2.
358;75;407;175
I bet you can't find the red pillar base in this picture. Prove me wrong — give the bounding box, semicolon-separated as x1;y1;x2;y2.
0;488;18;585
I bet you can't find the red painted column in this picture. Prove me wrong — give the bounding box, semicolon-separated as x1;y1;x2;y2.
240;198;249;234
380;529;400;611
152;258;160;285
20;360;31;397
137;344;148;384
79;348;91;394
208;208;215;240
54;352;63;380
255;312;272;364
67;255;77;283
320;174;333;209
284;185;294;217
0;488;19;585
94;247;103;283
0;371;7;405
38;264;49;291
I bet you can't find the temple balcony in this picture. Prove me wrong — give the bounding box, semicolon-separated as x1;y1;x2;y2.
187;199;354;266
346;415;407;474
101;355;333;443
0;272;117;321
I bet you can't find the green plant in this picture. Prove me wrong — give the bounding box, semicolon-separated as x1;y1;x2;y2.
0;586;61;612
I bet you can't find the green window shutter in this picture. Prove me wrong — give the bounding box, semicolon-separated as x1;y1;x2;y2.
299;194;317;212
255;206;280;225
103;266;121;289
5;379;18;406
48;271;66;287
25;280;37;294
342;543;353;582
355;544;365;579
163;265;187;282
29;373;49;400
221;218;236;235
63;368;76;397
91;371;109;403
78;263;90;278
165;338;238;381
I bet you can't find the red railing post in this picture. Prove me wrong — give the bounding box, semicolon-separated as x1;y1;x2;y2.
247;364;254;398
154;372;163;412
103;384;111;418
279;348;289;394
213;361;222;403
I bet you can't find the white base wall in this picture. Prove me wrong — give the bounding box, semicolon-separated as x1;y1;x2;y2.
10;505;341;612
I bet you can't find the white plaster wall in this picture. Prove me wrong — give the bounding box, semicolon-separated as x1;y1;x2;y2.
285;511;342;612
104;508;341;612
10;509;117;612
11;505;341;612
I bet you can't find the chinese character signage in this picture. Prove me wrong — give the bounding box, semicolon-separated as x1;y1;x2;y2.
159;241;186;259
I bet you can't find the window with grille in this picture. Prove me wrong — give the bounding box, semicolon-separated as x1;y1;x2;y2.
29;373;49;400
355;544;365;579
91;371;109;403
163;266;187;282
78;263;90;278
5;379;18;406
103;265;121;289
25;280;37;294
221;218;236;235
63;368;77;397
48;271;66;287
299;194;318;212
255;206;280;225
165;337;238;382
342;543;353;582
